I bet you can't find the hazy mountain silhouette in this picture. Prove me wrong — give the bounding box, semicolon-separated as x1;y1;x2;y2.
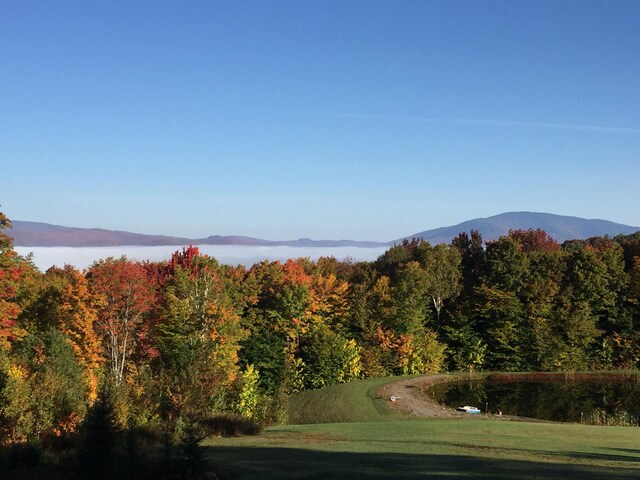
395;212;640;245
10;212;640;248
10;221;385;248
11;221;192;247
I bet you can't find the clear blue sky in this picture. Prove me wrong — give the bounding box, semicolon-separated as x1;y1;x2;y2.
1;0;639;241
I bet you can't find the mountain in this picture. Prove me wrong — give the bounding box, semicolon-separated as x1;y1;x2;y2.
9;221;386;248
10;221;193;247
9;212;640;248
396;212;640;245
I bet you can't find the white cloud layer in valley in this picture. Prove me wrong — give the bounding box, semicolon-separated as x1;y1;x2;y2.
16;245;390;272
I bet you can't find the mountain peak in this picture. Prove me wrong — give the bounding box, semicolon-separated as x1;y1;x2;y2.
397;212;640;245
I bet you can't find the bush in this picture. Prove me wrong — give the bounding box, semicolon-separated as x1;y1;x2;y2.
2;440;47;470
199;414;263;437
587;409;640;427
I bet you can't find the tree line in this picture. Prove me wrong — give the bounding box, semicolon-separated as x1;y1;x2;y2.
1;209;640;446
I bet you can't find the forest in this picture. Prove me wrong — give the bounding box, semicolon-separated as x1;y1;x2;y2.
1;209;640;476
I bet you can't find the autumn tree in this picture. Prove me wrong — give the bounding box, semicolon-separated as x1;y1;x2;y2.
88;257;155;385
57;266;104;402
0;211;34;350
311;272;350;331
156;248;247;419
508;229;560;253
20;265;104;403
2;329;87;442
393;329;446;375
240;259;314;394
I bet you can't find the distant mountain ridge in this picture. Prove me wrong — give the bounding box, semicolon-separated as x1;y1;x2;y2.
9;212;640;248
11;221;192;247
10;221;386;248
397;212;640;245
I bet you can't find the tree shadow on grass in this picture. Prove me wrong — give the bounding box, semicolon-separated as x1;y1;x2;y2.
206;446;639;480
609;448;640;456
322;438;640;465
382;440;640;464
549;450;640;463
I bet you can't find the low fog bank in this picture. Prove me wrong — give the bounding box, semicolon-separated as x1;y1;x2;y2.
16;245;390;272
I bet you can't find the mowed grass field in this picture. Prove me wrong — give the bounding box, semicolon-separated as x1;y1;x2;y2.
204;377;640;479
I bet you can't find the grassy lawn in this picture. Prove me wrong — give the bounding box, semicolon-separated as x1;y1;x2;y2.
205;419;640;479
202;376;640;479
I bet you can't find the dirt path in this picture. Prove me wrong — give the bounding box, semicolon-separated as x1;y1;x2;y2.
374;374;540;422
374;375;464;418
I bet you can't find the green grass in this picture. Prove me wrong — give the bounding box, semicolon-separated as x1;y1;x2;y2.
204;376;640;479
286;376;401;424
206;420;640;479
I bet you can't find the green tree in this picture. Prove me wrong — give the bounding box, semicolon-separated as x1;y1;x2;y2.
156;250;246;420
451;230;485;297
562;240;627;336
520;249;564;369
298;324;361;389
475;285;527;371
374;239;416;280
393;329;446;375
78;381;121;479
2;330;87;442
392;261;430;335
549;300;601;370
415;243;462;327
240;260;313;394
484;236;529;294
442;314;486;372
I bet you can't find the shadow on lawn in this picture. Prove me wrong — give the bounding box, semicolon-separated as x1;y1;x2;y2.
610;448;640;455
390;440;640;464
316;438;640;465
206;446;639;480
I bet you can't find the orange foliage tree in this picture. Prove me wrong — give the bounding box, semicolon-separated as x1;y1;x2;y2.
55;265;104;403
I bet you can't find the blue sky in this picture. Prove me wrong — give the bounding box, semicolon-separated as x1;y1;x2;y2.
1;0;639;241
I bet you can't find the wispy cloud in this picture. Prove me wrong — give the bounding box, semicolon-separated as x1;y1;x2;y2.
303;111;640;135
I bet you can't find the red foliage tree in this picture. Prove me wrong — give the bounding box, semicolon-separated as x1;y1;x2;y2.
0;211;31;350
169;245;201;274
508;229;560;253
88;257;155;384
